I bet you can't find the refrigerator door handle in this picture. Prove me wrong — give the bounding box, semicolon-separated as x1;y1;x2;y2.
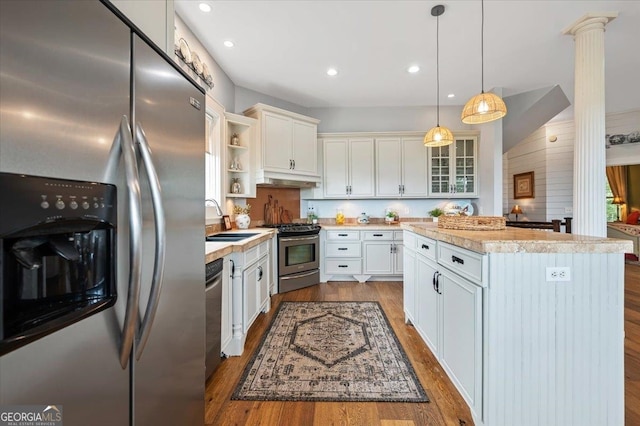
112;116;143;369
134;122;166;360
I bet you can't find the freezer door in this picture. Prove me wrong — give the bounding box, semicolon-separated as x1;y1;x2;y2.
131;35;206;425
0;2;130;425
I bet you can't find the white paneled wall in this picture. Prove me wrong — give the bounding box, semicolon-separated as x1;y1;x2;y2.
505;127;547;221
504;109;639;222
545;120;575;221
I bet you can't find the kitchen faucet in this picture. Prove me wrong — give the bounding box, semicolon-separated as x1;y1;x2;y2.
205;199;223;216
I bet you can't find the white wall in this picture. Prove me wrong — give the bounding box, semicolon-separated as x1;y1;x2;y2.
234;86;312;117
174;14;235;110
307;105;469;134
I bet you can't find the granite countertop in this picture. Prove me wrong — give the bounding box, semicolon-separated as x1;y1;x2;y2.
205;229;276;264
401;222;633;254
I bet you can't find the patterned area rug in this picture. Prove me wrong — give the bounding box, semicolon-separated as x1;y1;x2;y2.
232;301;428;402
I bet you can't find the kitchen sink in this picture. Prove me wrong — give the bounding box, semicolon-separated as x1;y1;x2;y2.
206;233;260;242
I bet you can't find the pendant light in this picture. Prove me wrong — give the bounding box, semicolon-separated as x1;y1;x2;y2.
424;4;453;147
461;0;507;124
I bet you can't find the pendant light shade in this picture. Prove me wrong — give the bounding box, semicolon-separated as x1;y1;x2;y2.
461;91;507;124
461;0;507;124
424;5;453;147
424;125;454;147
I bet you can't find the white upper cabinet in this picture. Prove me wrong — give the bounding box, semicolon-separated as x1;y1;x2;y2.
428;136;478;197
323;138;375;198
376;136;428;197
244;103;320;184
109;0;173;54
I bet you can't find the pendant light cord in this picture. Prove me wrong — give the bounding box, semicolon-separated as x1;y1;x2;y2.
481;0;485;93
436;12;440;126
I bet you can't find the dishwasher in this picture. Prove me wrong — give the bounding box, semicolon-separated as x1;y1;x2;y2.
205;258;224;379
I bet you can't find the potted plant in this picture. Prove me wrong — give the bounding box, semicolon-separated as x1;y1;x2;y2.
385;209;399;224
233;204;251;229
428;207;444;223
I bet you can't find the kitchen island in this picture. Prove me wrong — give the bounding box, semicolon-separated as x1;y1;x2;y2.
401;222;631;426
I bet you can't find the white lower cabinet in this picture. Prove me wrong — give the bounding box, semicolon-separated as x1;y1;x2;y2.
226;240;271;356
220;254;233;355
242;253;269;333
439;267;482;416
322;228;403;282
362;230;403;275
415;253;439;355
404;232;483;422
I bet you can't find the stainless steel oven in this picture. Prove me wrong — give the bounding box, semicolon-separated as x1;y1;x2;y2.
263;224;321;293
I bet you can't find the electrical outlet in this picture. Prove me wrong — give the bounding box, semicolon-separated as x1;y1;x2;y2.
564;207;573;214
546;266;571;282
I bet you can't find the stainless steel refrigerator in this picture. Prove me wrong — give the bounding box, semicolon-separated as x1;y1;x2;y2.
0;1;206;425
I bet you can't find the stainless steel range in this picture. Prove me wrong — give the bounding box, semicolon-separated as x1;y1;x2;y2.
261;224;321;293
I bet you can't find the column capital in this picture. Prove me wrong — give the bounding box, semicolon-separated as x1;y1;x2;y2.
563;12;618;36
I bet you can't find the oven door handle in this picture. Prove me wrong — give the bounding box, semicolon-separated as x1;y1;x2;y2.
280;270;319;280
109;116;143;370
134;122;166;361
279;235;319;242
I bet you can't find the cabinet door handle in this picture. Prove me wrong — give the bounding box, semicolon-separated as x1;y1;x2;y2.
451;255;464;265
398;184;402;194
338;233;348;237
338;264;348;268
257;266;263;280
421;243;429;250
432;271;438;292
293;159;296;169
230;259;235;276
337;247;348;251
436;272;442;294
373;233;383;237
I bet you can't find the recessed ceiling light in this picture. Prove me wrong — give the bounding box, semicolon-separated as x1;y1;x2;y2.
327;68;338;76
199;3;211;12
447;93;455;98
224;40;234;48
407;65;420;73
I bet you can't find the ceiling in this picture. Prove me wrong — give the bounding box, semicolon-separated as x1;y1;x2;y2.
175;1;640;121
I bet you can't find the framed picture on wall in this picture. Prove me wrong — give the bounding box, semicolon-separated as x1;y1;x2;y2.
222;215;232;231
514;171;535;199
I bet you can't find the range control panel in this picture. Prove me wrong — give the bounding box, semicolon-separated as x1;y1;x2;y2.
0;173;117;236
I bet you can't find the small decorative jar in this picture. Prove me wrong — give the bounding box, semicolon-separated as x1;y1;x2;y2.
357;212;369;224
335;209;345;225
231;133;239;146
231;178;241;194
235;214;250;229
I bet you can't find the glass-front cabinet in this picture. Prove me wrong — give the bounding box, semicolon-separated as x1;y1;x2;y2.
428;136;478;197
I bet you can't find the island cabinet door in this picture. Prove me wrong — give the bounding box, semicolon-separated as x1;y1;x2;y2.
439;268;483;420
415;255;439;356
402;248;417;324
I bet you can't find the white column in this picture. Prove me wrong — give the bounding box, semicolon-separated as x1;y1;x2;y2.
563;13;617;237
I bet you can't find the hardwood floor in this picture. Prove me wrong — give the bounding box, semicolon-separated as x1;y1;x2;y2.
205;264;640;426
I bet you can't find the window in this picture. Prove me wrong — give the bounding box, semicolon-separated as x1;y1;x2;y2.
205;109;222;214
605;178;617;222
